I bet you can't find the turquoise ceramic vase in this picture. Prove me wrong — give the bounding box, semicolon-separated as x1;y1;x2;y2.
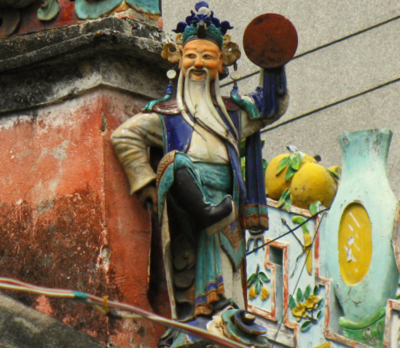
323;129;398;346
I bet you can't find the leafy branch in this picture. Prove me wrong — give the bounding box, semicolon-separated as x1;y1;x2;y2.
248;264;270;301
289;285;324;332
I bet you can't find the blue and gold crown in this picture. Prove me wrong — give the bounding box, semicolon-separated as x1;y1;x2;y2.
172;1;233;48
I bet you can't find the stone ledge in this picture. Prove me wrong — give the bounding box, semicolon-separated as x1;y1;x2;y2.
0;16;169;73
0;52;168;114
0;16;170;115
0;293;104;348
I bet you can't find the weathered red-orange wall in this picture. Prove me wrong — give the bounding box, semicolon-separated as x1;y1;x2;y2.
0;89;167;346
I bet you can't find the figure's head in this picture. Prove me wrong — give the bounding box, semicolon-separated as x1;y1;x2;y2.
161;1;241;79
180;39;223;81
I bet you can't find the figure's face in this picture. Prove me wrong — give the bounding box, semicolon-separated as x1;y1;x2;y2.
181;40;223;81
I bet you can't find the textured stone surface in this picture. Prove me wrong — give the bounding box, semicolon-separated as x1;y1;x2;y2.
0;16;167;73
0;293;104;348
0;15;170;346
0;89;167;346
0;16;168;116
0;52;168;114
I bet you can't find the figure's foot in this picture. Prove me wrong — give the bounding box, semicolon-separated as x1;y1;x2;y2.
212;298;239;313
171;168;237;233
204;197;237;235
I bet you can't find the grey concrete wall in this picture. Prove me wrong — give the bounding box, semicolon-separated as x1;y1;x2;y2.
162;1;400;196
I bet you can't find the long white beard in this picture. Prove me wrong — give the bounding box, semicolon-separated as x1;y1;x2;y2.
176;67;238;151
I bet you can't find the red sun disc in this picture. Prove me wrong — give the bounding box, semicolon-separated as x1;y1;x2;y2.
243;13;298;69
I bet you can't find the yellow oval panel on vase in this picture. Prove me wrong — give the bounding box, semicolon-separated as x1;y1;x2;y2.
338;203;372;286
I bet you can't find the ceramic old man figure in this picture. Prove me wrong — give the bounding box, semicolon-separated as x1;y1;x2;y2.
112;1;288;345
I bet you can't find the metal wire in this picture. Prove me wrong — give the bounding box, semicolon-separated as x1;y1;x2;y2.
246;208;329;256
0;278;248;348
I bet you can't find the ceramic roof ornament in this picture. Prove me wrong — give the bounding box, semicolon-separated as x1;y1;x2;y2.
112;2;292;347
323;129;398;346
0;0;60;37
74;0;160;20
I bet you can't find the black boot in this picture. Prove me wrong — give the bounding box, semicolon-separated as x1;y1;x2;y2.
170;167;237;234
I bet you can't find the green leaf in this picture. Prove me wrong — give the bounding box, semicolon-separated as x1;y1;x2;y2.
327;169;340;180
301;223;310;235
284;195;292;211
247;273;256;287
256;264;260;275
285;165;296;181
300;321;312;332
262;159;268;176
292;215;307;225
259;272;270;283
289;295;296;310
317;298;324;309
261;139;265;149
396;294;400;299
309;201;321;216
313;285;320;296
290;152;302;170
277;189;290;208
276;156;290;175
296;288;303;303
304;285;311;300
317;310;323;320
255;278;261;294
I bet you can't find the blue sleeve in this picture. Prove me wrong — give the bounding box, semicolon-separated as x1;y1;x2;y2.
248;66;287;120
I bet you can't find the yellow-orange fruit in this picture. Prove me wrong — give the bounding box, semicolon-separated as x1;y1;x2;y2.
265;153;316;200
290;163;337;209
265;154;290;200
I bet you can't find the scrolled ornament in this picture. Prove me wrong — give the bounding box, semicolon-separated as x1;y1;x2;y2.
161;42;181;64
222;39;241;67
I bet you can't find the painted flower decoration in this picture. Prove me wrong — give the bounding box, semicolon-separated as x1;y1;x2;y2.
289;285;324;332
305;294;319;310
292;302;307;321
